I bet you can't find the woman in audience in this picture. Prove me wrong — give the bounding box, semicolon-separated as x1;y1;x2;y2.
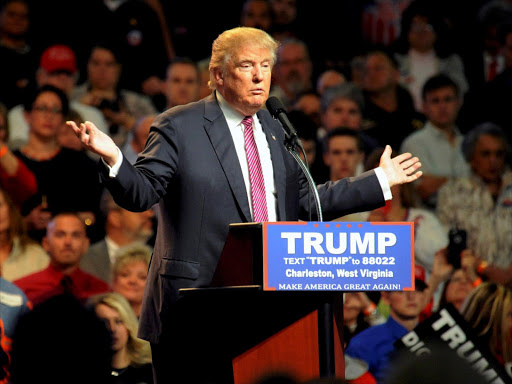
0;186;48;281
112;243;151;318
73;42;157;147
461;282;512;366
14;84;103;242
88;292;153;384
392;1;468;111
0;102;38;209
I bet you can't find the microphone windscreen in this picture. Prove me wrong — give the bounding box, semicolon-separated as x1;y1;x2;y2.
265;96;285;118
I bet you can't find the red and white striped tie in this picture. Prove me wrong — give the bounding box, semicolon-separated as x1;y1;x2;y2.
242;116;268;222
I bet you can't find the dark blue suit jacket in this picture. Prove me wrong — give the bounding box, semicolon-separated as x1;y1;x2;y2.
100;92;385;343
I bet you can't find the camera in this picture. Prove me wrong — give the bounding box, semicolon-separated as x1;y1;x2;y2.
447;228;467;269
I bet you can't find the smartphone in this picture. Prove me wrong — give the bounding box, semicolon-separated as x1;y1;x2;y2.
447;228;467;270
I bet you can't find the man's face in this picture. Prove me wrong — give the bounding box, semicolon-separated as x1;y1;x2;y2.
119;209;154;243
165;63;200;108
87;48;121;91
470;134;506;183
214;44;272;116
384;290;426;321
362;53;398;93
274;43;312;97
321;98;362;131
293;93;321;126
270;0;296;25
43;215;89;268
38;70;76;96
323;135;363;180
241;0;272;31
0;1;29;38
422;86;460;129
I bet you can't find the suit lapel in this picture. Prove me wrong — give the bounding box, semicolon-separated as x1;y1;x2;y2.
203;94;252;222
257;111;287;221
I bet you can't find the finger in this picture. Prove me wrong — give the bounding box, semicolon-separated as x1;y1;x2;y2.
400;156;419;170
66;121;81;134
393;151;413;164
79;123;90;144
405;170;423;182
381;145;392;159
404;162;422;175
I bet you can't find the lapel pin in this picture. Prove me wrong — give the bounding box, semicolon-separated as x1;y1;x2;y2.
271;134;276;141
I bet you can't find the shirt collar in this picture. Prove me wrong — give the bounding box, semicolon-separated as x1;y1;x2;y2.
216;92;257;130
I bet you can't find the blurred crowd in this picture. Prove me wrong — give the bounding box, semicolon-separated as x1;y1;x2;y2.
0;0;511;383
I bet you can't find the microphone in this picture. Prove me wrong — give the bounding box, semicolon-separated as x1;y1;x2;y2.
265;96;299;146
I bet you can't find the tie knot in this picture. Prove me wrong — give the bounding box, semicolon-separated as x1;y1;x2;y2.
242;116;253;130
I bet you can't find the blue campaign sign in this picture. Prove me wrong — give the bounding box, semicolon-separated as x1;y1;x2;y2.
262;222;414;291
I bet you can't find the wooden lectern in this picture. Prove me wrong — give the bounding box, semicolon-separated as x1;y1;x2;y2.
181;223;345;384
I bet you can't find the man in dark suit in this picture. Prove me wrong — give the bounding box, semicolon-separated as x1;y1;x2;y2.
69;27;422;384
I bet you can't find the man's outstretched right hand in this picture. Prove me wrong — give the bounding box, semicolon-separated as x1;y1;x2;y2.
66;121;119;167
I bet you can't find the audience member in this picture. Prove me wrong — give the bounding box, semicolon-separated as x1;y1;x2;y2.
364;148;447;275
268;0;299;41
0;276;30;383
320;83;379;156
291;90;321;127
0;103;38;208
0;186;48;282
14;85;103;242
73;42;157;147
196;56;212;100
316;69;346;95
270;38;313;109
13;213;110;306
343;291;385;347
478;22;512;144
7;44;108;149
10;294;112;384
361;50;423;151
81;189;154;284
400;74;469;210
121;114;156;165
323;128;365;181
437;122;512;284
111;243;151;318
0;0;36;109
392;1;468;111
163;57;200;111
461;282;512;367
88;292;153;384
344;267;428;383
240;0;272;32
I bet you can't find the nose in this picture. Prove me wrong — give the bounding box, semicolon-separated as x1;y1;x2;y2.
253;65;264;82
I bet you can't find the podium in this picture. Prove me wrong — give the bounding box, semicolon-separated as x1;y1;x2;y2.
180;223;345;384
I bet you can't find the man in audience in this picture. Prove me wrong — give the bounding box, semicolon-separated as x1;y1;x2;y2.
316;68;346;95
437;122;512;284
240;0;272;32
400;74;470;210
164;57;200;111
80;189;154;284
8;44;108;149
362;50;423;151
323;127;365;181
345;266;429;383
120;114;156;165
270;38;313;109
13;213;110;306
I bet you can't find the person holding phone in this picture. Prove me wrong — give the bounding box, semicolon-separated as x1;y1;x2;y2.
437;122;512;285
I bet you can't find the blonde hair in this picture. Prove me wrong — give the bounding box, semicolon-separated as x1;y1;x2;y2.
112;243;151;279
208;26;279;90
88;292;152;366
461;282;512;363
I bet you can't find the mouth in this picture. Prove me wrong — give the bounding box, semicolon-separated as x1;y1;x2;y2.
251;89;265;95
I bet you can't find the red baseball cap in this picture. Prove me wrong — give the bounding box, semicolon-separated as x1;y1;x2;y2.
414;264;428;290
40;45;77;74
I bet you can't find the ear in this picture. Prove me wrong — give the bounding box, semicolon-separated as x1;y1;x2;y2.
381;291;391;305
107;210;122;228
213;67;224;86
323;152;331;166
81;237;90;255
42;236;50;253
